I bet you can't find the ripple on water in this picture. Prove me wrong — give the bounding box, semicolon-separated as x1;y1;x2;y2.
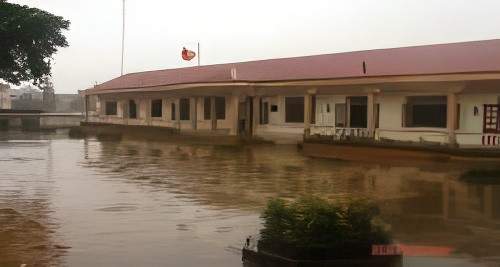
95;204;138;212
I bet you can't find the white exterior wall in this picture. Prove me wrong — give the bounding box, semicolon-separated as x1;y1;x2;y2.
456;93;500;147
85;89;500;148
377;93;449;144
254;95;305;144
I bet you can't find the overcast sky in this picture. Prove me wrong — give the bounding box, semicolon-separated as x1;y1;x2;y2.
9;0;500;93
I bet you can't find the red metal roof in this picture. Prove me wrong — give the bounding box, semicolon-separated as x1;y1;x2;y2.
89;39;500;92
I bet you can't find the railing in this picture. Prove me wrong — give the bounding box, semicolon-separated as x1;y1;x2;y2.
310;125;372;140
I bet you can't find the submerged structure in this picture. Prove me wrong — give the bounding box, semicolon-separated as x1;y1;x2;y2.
81;39;500;149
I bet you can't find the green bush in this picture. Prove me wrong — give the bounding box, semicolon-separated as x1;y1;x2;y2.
460;169;500;184
258;196;392;259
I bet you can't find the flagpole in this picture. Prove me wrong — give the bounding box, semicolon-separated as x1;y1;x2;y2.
197;42;200;67
121;0;125;75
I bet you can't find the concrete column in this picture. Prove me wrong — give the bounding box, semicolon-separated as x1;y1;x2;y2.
145;99;152;126
367;93;375;138
447;93;458;145
229;95;239;136
190;97;197;130
304;94;312;138
245;96;252;136
122;100;128;125
175;98;181;131
252;96;260;136
210;96;217;131
84;95;89;122
96;96;101;116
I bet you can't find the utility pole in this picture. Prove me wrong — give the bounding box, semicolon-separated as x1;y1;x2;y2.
121;0;125;75
197;42;200;67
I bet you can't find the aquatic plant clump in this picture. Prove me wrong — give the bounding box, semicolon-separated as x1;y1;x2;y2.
258;197;392;259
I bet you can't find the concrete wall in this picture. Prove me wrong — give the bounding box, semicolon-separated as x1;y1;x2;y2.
253;95;306;144
90;95;237;135
0;84;12;109
39;114;82;129
85;86;500;147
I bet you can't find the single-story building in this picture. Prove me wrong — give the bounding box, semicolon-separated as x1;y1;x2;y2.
81;39;500;149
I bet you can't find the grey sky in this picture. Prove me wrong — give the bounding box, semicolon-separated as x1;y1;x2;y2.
9;0;500;93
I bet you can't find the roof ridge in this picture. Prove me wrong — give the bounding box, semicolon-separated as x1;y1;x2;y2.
117;38;500;77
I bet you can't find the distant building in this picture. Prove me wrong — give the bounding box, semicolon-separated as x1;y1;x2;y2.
81;39;500;149
55;94;83;113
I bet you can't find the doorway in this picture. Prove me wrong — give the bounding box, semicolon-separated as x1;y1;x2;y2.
238;97;254;136
348;96;367;128
129;100;137;119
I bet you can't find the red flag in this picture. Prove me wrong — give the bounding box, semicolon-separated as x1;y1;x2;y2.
182;47;196;61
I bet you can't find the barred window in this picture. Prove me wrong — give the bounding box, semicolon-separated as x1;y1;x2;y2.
215;97;225;120
404;96;447;128
204;97;211;120
171;103;176;120
129;100;137;119
285;97;304;123
151;99;162;118
179;98;190;120
105;101;117;116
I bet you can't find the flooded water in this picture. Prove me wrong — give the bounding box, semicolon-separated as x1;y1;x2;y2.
1;130;500;267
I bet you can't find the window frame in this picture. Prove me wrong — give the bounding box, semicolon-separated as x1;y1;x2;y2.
129;100;137;119
483;104;500;134
203;97;211;120
335;103;346;128
179;98;190;121
284;96;305;123
171;102;176;121
105;101;117;116
403;96;448;128
151;99;163;118
215;97;225;120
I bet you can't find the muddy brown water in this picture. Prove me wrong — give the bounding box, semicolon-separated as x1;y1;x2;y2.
1;130;499;267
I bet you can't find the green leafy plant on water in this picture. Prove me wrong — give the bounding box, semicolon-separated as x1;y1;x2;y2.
460;169;500;185
258;196;392;259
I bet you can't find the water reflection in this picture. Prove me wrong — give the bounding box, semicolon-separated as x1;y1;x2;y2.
1;131;500;266
86;139;500;265
0;137;66;266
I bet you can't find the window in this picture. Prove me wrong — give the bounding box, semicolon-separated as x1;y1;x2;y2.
215;97;225;120
171;103;176;120
260;100;269;124
484;104;500;133
285;97;304;123
270;105;278;112
105;101;117;115
335;103;346;127
348;96;368;128
375;104;380;129
404;96;447;128
204;97;211;120
179;98;190;120
129;100;137;119
151;99;162;118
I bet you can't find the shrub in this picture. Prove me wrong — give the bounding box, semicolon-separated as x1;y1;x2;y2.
460;169;500;184
258;196;391;259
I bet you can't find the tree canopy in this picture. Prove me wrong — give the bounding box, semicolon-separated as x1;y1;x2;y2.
0;0;69;85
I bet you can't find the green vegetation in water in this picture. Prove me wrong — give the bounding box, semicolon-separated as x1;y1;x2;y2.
258;196;392;260
460;169;500;184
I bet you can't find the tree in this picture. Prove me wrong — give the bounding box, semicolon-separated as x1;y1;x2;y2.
0;0;69;85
